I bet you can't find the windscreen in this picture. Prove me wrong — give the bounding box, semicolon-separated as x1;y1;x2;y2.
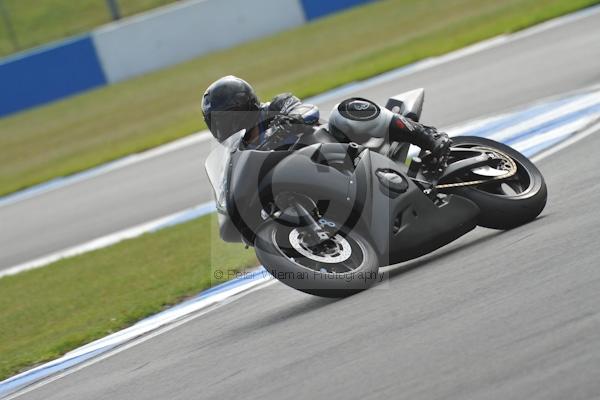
205;130;244;212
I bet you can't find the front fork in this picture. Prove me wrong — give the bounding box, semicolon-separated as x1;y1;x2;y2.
292;202;333;246
261;194;336;247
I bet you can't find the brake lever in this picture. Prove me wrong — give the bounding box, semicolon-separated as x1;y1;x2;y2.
256;126;286;150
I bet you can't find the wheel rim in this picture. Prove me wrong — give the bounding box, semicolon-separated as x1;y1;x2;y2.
271;227;366;274
449;144;534;197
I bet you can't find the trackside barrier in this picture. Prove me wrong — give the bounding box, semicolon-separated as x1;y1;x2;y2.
0;0;375;117
0;35;106;118
299;0;374;20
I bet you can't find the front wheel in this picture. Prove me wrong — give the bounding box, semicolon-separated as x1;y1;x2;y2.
254;223;380;297
441;136;547;230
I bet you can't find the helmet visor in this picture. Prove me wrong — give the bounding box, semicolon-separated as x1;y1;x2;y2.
209;110;260;142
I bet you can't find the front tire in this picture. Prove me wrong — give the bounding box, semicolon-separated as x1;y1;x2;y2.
254;223;380;297
444;136;547;230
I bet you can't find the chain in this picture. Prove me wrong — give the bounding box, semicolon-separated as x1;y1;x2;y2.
434;147;518;189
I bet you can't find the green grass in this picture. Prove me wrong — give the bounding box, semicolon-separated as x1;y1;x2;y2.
0;214;258;381
0;0;177;57
0;0;598;197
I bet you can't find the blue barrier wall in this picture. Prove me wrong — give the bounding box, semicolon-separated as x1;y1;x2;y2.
300;0;374;20
0;35;106;117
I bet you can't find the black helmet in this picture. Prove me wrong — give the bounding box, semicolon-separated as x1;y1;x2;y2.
202;76;260;142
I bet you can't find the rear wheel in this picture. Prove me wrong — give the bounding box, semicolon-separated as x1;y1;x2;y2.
254;223;379;297
441;136;547;230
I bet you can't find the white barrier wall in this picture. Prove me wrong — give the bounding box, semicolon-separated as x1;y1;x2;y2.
92;0;306;83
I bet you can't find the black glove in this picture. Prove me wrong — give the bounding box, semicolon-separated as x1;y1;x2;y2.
269;114;304;132
255;115;301;150
262;114;303;144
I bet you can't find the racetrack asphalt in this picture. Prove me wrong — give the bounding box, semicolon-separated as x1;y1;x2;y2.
15;124;600;399
6;7;600;399
1;7;600;271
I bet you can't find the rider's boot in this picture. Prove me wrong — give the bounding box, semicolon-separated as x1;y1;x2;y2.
389;115;452;171
415;127;452;171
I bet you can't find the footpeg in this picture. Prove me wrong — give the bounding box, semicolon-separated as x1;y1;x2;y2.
408;156;422;178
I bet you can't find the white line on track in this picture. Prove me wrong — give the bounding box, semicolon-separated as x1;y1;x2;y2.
0;133;213;209
0;202;215;279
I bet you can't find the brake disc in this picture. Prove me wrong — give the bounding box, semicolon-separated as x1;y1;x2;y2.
288;229;352;264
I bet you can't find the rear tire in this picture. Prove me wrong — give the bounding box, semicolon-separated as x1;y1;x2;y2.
254;223;380;297
444;136;547;230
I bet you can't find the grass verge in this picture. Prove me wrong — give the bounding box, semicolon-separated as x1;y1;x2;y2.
0;214;257;381
0;0;177;58
0;0;598;197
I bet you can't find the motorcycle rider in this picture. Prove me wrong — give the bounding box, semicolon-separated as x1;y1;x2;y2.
201;75;451;167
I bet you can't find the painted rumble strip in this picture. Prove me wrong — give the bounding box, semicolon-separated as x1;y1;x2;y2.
2;89;600;398
446;89;600;157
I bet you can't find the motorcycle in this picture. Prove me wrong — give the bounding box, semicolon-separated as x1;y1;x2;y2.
205;89;547;297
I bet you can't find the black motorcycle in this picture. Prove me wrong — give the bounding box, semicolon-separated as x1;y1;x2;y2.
205;89;547;297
